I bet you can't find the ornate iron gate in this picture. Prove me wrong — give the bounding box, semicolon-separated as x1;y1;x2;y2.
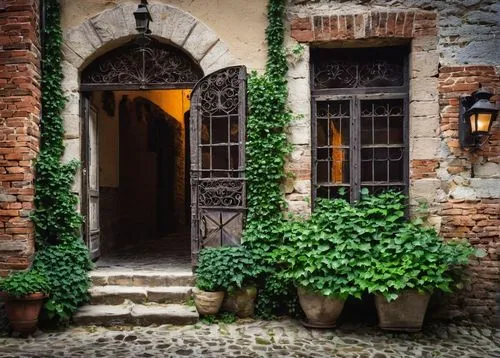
190;66;247;264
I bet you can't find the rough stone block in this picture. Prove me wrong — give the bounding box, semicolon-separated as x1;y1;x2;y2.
90;7;129;44
410;137;440;159
61;61;79;93
411;51;439;78
184;22;219;61
200;41;229;73
63;114;80;139
64;26;97;62
472;162;500;179
410;100;439;118
73;304;132;326
62;138;80;165
170;12;197;47
410;115;439;138
294;180;311;194
130;304;198;325
449;185;477;200
410;179;440;204
411;77;439;101
470;179;500;199
147;287;192;304
287;125;310;145
286;200;310;215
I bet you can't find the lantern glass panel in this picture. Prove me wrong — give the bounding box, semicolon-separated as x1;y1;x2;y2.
469;112;492;133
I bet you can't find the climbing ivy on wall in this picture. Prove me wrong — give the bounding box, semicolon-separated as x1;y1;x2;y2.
31;0;92;324
245;0;291;253
244;0;298;318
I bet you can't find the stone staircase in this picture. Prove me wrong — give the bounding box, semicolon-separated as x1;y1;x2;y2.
73;269;199;326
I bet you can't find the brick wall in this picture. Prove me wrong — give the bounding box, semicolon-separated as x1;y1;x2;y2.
433;65;499;325
0;0;40;276
290;11;437;42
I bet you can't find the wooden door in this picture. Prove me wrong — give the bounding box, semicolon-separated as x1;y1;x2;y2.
82;95;101;260
190;66;247;265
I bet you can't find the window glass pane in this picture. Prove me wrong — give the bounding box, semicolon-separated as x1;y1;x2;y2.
230;145;239;170
316;186;350;201
317;118;328;146
389;117;404;144
212;117;228;144
202;146;211;170
230;116;239;143
361;116;372;144
317;161;329;183
201;117;210;144
389;148;404;182
212;146;228;170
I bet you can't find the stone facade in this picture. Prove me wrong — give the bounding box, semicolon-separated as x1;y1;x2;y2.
286;0;499;325
0;0;40;276
0;0;498;325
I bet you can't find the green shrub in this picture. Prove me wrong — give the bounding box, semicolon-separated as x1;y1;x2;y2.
30;0;93;325
0;270;49;297
273;198;371;300
363;221;478;301
32;239;92;322
196;247;262;293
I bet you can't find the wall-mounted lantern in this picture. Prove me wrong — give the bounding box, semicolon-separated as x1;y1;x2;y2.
459;87;498;149
133;0;152;35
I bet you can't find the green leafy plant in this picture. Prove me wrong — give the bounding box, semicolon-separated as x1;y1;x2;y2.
196;247;262;293
363;221;478;301
0;270;49;297
243;0;296;319
273;198;374;300
32;240;92;321
30;0;93;324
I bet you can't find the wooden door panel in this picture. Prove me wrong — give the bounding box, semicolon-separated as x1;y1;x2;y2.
82;96;101;260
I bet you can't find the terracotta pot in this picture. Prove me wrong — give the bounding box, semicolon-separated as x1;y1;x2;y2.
1;292;47;335
375;290;431;332
297;287;345;328
221;286;257;318
192;287;224;315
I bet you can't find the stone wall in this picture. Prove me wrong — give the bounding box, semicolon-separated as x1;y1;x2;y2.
0;0;40;276
432;65;499;325
287;0;499;325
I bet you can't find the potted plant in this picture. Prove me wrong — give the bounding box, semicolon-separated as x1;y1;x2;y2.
364;221;478;331
193;248;226;316
0;270;49;336
354;190;480;332
274;197;368;328
217;246;261;318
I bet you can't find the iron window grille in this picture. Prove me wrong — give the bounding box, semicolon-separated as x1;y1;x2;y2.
311;46;409;204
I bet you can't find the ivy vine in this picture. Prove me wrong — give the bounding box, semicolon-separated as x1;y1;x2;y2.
244;0;298;318
31;0;92;324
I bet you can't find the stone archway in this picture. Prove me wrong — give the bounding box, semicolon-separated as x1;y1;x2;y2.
59;3;238;194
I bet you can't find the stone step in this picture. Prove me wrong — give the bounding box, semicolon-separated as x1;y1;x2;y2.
73;303;199;326
90;270;196;287
90;285;192;305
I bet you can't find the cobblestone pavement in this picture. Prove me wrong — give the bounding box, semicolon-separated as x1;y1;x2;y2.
0;319;498;358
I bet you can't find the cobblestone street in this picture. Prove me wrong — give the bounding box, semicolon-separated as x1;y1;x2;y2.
0;319;498;358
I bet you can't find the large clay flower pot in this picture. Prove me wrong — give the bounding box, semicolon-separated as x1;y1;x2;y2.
192;287;224;315
2;292;47;336
221;286;257;318
375;290;431;332
297;287;345;328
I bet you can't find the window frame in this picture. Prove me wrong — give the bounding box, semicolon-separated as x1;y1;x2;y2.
310;46;410;204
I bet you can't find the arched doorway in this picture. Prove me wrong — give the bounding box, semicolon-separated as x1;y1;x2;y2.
79;37;247;267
